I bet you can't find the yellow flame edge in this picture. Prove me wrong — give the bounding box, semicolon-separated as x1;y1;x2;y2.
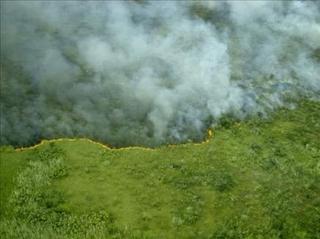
15;129;214;152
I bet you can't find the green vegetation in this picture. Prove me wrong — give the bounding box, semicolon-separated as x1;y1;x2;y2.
1;100;320;238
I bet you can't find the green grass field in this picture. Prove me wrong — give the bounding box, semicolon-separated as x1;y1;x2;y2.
1;100;319;238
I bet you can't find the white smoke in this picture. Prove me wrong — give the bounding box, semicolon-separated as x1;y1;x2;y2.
1;1;319;146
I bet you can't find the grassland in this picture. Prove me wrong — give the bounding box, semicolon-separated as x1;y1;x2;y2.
0;100;319;238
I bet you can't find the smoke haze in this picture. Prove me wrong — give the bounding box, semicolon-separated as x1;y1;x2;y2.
1;1;320;147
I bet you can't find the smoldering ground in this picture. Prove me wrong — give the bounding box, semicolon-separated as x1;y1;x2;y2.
1;1;319;147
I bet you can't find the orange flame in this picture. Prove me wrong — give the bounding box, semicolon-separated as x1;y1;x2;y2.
15;129;214;152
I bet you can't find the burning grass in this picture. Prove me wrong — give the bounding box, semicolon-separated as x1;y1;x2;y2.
1;100;319;238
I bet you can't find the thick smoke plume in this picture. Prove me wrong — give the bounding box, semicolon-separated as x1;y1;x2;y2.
1;1;320;147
